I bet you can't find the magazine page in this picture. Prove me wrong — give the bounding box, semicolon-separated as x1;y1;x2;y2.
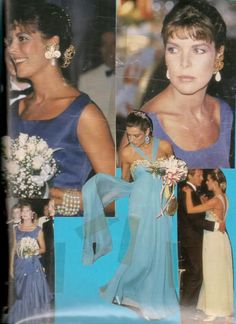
1;1;236;324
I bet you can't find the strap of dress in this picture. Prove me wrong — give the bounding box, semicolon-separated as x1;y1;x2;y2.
130;137;159;161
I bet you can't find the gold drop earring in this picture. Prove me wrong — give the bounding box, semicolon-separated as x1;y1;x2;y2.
214;53;224;82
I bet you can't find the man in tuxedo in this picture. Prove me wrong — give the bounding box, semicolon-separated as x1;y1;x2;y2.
178;169;225;312
78;30;115;141
41;200;55;304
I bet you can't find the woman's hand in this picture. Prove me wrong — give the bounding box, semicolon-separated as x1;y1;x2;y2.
10;266;14;279
182;186;192;194
166;196;178;216
49;187;65;205
49;187;83;213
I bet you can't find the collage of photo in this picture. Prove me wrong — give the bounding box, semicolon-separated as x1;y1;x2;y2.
1;0;236;323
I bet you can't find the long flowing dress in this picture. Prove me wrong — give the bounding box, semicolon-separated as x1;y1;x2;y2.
197;194;234;317
7;226;52;324
82;137;178;320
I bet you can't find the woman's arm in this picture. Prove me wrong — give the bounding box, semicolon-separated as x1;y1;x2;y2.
118;132;129;166
78;103;115;175
10;228;16;278
50;103;115;207
37;229;46;255
120;146;132;182
184;189;217;213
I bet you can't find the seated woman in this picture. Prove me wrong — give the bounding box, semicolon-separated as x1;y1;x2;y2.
82;111;187;320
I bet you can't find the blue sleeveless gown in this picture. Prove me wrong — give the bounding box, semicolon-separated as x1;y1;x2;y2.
82;138;178;319
10;93;93;190
7;226;52;324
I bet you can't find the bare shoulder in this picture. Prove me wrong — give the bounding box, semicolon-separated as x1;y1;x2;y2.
120;144;134;162
142;90;167;113
159;139;173;156
159;139;172;149
142;96;159;113
205;94;221;110
79;102;106;125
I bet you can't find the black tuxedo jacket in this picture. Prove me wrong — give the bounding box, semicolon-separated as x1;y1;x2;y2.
178;183;215;247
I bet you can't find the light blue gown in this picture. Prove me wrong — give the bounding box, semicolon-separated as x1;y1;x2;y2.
82;138;178;319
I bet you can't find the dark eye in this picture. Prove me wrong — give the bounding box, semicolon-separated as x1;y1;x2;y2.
166;46;178;54
18;35;28;42
193;48;206;54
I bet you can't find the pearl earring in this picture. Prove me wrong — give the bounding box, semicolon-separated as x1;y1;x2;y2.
166;69;170;80
215;71;221;82
45;44;61;66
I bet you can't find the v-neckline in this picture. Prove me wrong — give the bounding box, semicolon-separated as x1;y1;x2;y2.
130;137;159;161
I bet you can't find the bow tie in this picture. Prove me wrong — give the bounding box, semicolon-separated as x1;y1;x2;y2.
10;87;33;99
105;69;114;77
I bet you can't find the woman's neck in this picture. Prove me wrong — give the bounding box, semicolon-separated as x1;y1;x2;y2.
28;66;71;101
22;221;34;227
165;84;209;116
213;188;223;196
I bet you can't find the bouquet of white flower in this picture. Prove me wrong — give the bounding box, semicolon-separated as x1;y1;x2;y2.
2;133;58;198
147;155;188;217
147;155;188;185
16;236;39;258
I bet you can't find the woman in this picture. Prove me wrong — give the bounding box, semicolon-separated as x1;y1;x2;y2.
119;0;233;168
183;169;233;321
7;203;51;323
82;111;182;320
6;0;115;215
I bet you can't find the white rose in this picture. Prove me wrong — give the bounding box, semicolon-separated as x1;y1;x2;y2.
45;148;53;158
32;156;44;170
15;148;26;161
6;161;19;174
18;133;29;147
36;140;48;153
26;143;36;155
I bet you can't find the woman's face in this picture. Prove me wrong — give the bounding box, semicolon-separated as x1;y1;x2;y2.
165;33;222;95
6;25;52;79
126;126;149;146
21;206;33;222
206;175;216;191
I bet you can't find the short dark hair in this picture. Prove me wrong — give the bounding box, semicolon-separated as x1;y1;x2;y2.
8;0;73;67
162;0;227;50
